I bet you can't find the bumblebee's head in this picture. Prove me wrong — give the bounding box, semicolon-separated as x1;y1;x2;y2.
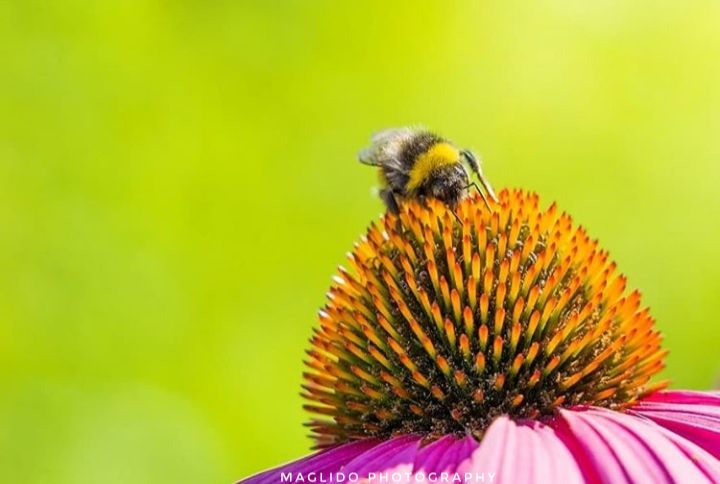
425;163;469;206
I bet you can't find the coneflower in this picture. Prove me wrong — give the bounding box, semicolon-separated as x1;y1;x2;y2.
241;190;720;483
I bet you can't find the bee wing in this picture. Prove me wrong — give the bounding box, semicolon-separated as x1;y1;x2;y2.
359;127;414;167
370;127;413;144
358;146;382;166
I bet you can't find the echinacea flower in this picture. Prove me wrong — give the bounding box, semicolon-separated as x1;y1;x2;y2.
241;190;720;483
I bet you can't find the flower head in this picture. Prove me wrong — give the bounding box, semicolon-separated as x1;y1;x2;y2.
305;190;666;447
241;190;720;483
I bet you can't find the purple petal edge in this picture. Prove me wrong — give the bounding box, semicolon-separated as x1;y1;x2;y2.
632;390;720;459
238;390;720;483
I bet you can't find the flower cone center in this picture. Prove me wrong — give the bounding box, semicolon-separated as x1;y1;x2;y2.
303;190;667;447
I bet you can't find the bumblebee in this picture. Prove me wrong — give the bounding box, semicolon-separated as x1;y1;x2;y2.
358;127;498;213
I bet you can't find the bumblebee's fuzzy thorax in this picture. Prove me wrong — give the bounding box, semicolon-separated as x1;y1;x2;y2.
407;142;461;191
400;137;470;208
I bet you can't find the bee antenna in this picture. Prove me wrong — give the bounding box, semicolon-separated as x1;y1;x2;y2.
465;181;491;209
451;208;464;226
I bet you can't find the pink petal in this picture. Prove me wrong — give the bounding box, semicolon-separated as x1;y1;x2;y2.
528;421;586;484
457;416;584;484
553;409;627;483
240;390;720;483
632;391;720;458
413;435;478;473
557;407;720;483
341;434;421;475
641;390;720;406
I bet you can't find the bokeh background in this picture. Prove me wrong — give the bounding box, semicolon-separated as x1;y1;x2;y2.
2;1;720;483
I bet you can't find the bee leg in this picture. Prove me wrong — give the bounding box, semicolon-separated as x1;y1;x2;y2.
450;209;464;226
466;181;491;209
380;188;400;214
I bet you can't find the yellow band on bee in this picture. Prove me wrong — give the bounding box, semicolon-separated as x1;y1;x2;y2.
407;142;460;191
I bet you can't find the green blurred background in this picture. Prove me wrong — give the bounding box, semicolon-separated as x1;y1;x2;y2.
2;1;720;482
